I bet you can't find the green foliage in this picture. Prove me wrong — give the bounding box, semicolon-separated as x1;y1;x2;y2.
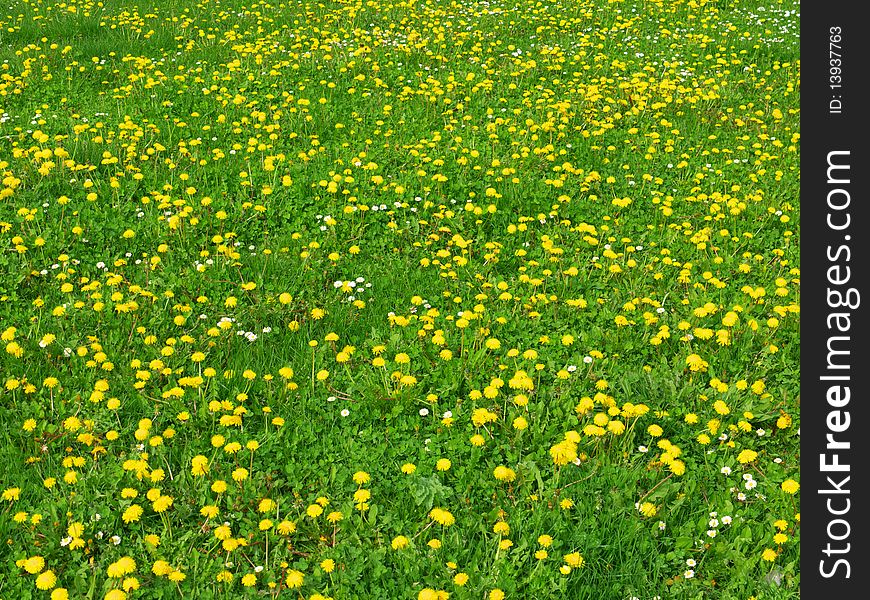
0;0;799;598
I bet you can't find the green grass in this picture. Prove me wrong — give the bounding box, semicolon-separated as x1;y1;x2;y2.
0;0;799;598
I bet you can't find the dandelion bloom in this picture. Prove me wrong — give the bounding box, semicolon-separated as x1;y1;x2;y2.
216;570;233;583
276;520;296;535
285;569;304;588
737;449;758;464
493;466;516;482
190;455;209;476
35;569;57;590
638;502;658;517
67;522;84;538
549;440;577;466
685;354;708;372
23;555;45;574
152;496;173;513
564;552;584;567
107;556;136;578
122;505;143;524
471;408;497;427
2;487;21;501
781;479;799;494
429;508;455;527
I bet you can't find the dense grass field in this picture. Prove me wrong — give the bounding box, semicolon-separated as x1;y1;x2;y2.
0;0;800;598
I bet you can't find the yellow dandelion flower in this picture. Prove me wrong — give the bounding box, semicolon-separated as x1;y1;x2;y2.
276;520;296;535
35;569;57;590
122;505;143;524
23;555;45;574
152;496;173;513
564;552;584;567
107;556;136;578
638;502;658;517
737;449;758;464
152;560;173;576
429;508;455;527
285;569;305;589
781;479;799;494
493;466;516;482
190;455;209;476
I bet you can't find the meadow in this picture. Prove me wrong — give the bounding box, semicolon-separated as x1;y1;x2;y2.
0;0;800;598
